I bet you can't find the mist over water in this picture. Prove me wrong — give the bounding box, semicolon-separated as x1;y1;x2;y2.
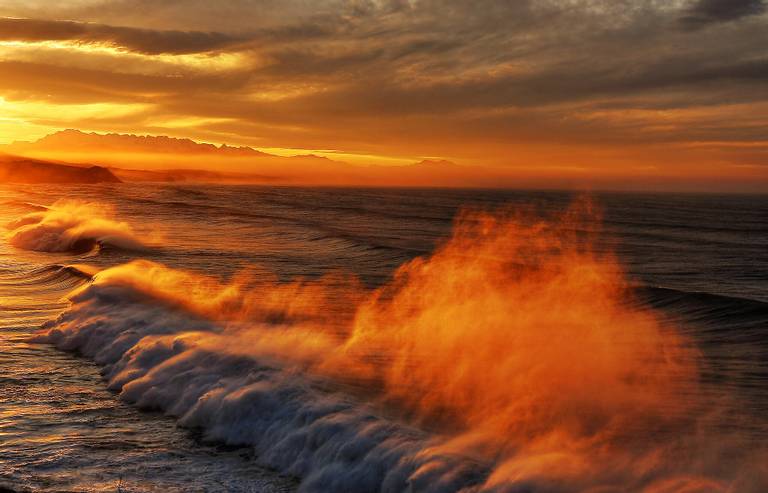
1;184;766;492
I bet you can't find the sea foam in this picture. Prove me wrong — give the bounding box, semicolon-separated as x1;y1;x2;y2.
36;272;481;493
6;199;151;253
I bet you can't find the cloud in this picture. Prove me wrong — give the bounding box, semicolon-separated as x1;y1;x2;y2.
0;60;250;104
0;0;765;179
0;17;244;54
681;0;767;28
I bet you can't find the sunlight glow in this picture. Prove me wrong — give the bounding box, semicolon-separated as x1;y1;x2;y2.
0;97;152;144
0;40;251;72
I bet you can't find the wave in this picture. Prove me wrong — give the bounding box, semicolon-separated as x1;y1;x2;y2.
35;202;767;492
641;285;768;311
125;195;433;255
1;199;49;211
0;263;97;295
5;199;155;253
638;286;768;333
36;263;482;492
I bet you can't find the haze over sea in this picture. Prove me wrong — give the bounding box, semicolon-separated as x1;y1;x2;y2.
1;184;766;493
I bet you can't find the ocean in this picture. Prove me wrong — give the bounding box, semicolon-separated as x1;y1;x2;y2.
0;184;766;493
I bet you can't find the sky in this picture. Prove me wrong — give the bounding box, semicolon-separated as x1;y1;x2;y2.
0;0;766;189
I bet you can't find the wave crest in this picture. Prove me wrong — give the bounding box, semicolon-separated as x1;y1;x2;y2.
5;199;153;253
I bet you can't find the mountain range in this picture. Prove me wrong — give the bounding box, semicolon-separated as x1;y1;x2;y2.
1;130;488;186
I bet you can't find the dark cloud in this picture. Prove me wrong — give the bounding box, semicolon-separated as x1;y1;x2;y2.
681;0;767;28
0;60;251;104
0;17;244;54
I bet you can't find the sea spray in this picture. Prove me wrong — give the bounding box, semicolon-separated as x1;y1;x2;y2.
6;199;154;253
36;275;479;492
34;200;767;492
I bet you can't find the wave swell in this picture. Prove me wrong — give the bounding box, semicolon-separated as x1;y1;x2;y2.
36;202;767;492
37;266;478;492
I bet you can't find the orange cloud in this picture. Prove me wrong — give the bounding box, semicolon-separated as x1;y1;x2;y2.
0;2;765;190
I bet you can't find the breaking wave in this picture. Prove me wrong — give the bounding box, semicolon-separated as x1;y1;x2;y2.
5;199;154;253
35;202;767;492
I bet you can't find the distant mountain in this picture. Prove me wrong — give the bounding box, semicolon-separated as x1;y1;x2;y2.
6;129;273;157
0;130;507;187
0;156;122;184
412;159;461;168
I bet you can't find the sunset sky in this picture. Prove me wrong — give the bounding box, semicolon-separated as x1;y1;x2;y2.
0;0;766;189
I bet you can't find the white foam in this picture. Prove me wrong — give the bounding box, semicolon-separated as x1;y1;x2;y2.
36;276;484;493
